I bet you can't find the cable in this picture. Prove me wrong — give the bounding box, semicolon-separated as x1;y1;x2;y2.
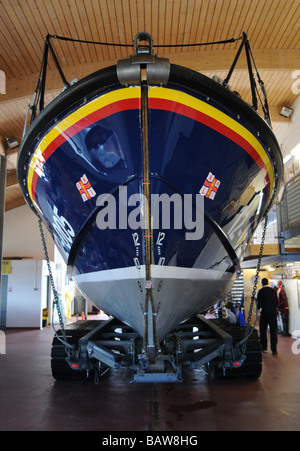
48;33;243;49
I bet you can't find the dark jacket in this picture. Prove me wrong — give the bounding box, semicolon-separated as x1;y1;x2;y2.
257;286;278;317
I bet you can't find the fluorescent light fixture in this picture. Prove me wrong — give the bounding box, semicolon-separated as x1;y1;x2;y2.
279;106;293;118
291;143;300;158
283;154;292;164
6;137;20;149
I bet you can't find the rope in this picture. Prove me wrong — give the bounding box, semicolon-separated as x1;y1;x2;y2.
48;34;132;47
155;36;243;48
48;33;243;49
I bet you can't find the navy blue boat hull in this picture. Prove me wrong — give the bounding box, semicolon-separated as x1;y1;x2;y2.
18;64;283;341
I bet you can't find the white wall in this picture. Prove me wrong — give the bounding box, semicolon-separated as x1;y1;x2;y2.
273;95;300;183
3;204;54;260
271;279;300;334
283;279;300;335
273;95;300;156
2;206;79;326
6;260;49;328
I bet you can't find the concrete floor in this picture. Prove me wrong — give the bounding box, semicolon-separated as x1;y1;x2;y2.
0;323;300;432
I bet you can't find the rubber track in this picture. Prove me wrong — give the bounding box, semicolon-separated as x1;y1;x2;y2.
51;320;105;380
212;319;262;379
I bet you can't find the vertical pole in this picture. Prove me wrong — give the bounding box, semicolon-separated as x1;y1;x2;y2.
141;79;157;363
0;143;7;329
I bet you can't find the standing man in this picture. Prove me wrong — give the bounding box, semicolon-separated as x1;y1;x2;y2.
257;278;278;355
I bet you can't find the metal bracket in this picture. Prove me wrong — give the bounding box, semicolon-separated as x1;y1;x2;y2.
117;32;170;86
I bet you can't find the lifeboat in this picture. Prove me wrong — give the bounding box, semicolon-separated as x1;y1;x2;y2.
18;32;283;355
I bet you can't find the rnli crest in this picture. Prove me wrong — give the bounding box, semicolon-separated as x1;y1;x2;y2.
76;174;96;202
200;172;220;200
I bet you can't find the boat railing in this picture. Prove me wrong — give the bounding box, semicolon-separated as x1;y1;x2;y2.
22;32;273;140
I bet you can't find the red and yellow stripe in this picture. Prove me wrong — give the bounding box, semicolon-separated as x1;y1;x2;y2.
27;85;273;205
148;87;273;194
27;87;141;203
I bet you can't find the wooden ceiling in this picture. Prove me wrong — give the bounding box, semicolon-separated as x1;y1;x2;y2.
1;0;300;212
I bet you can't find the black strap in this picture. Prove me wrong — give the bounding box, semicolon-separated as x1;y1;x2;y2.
48;33;243;49
205;213;241;275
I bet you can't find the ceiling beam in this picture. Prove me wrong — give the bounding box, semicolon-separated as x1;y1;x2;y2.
6;170;18;187
1;48;299;103
4;196;26;212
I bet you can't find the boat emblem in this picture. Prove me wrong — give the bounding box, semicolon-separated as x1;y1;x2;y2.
200;172;220;200
76;174;96;202
145;280;152;289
